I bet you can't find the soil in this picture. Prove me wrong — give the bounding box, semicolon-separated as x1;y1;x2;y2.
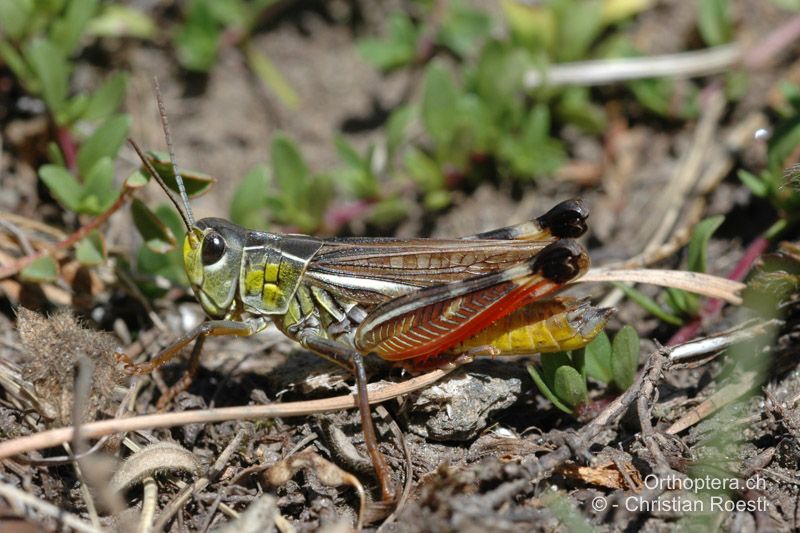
1;1;800;532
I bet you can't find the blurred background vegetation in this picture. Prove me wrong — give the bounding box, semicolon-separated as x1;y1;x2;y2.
4;0;796;277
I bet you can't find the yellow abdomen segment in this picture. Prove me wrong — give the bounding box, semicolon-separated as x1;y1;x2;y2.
454;298;611;355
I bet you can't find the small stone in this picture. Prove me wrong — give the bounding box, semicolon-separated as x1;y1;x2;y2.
407;360;525;441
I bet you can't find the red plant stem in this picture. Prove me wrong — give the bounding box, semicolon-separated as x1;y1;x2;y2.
0;187;133;280
742;14;800;70
56;126;78;174
667;236;770;346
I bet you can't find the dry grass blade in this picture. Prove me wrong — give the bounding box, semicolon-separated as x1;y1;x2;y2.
108;441;201;494
665;371;759;436
0;362;460;460
523;44;741;88
578;268;745;304
669;320;782;364
0;480;102;533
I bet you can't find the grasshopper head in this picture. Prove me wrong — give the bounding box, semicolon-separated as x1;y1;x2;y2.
183;218;245;319
129;86;249;320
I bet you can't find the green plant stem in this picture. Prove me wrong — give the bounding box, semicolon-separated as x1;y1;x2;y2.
764;217;789;240
0;185;134;280
611;282;684;326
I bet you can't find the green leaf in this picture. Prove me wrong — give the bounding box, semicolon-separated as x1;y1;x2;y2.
87;5;157;39
334;134;366;170
553;0;604;62
665;287;699;316
421;61;459;147
768;114;800;169
770;0;800;10
500;0;555;51
333;135;377;199
231;165;270;230
687;215;724;273
404;147;443;192
303;174;334;231
24;38;70;114
455;94;494;152
500;106;566;178
698;0;731;46
60;94;90;125
49;0;99;52
423;189;451;211
0;41;36;89
75;231;105;266
611;325;639;390
386;105;414;157
629;77;672;116
527;363;574;414
438;3;491;57
124;169;150;189
131;198;177;254
613;282;684;326
82;72;129;122
136;205;188;288
174;0;221;72
601;0;652;23
357;39;412;71
778;81;800;112
271;133;309;204
737;169;769;197
573;347;587;382
79;156;117;214
556;87;607;133
553;365;588;408
584;331;613;384
540;351;572;387
39;164;83;211
244;43;299;109
145;152;216;197
46;141;66;167
20;255;59;283
523;104;552;144
357;14;418;71
76;114;131;178
204;0;248;27
630;76;701;119
0;0;34;41
474;42;529;114
369;197;408;227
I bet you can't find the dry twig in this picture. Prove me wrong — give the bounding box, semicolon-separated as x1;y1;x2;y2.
0;362;461;460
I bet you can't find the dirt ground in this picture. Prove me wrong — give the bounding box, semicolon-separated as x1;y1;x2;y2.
2;0;800;531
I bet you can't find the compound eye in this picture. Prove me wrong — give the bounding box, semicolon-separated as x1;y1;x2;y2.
201;232;226;265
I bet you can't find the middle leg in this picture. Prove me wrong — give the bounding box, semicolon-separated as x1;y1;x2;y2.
301;335;395;503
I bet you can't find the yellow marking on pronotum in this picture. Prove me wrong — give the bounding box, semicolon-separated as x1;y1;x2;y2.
262;283;283;308
264;262;279;283
245;269;264;295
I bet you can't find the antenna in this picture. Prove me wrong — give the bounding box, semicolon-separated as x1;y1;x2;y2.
128;138;194;231
153;77;195;227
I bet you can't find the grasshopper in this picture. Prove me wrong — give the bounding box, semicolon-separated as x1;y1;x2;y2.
120;95;610;502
